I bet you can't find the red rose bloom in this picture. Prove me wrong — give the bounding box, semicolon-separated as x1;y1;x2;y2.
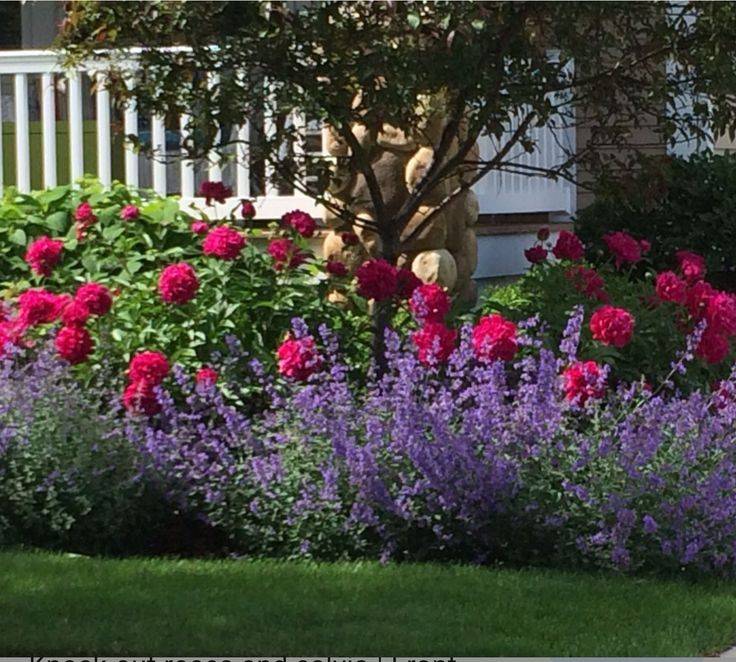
696;327;731;364
277;335;322;381
203;225;246;260
74;202;97;239
198;181;233;205
396;269;423;299
686;281;715;320
195;366;218;387
24;236;63;277
191;220;209;235
655;271;687;305
60;299;90;327
122;380;161;416
552;230;584;261
341;231;360;246
355;259;398;301
412;321;457;366
566;266;608;302
240;199;256;220
325;259;348;277
128;350;169;385
589;305;635;348
603;231;643;268
562;360;606;405
158;262;199;305
524;245;548;265
472;313;519;362
120;204;140;221
705;291;736;337
409;283;451;323
537;227;550;241
676;250;706;283
282;210;317;238
55;325;94;365
17;288;65;326
639;239;651;254
75;283;113;316
268;237;308;270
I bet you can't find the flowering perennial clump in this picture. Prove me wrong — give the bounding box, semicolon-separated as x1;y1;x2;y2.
158;262;199;305
24;236;63;277
355;259;399;301
282;210;317;238
589;305;635;348
277;334;323;381
203;225;246;260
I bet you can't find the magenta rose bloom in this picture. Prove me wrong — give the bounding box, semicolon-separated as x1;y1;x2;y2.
75;283;113;316
552;230;584;261
203;225;246;260
128;350;169;385
24;235;63;277
120;204;140;221
355;259;398;301
158;262;199;305
655;271;687;305
472;313;519;362
277;335;323;381
524;245;548;265
409;283;451;323
268;237;308;270
282;210;317;238
589;305;635;348
412;321;457;366
562;360;606;405
55;325;94;365
603;231;643;268
198;181;233;205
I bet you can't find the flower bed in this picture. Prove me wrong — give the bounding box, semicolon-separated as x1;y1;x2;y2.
3;181;736;574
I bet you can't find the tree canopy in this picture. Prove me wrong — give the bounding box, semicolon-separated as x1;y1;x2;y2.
59;1;736;250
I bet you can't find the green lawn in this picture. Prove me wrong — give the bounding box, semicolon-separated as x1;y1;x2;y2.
2;550;736;656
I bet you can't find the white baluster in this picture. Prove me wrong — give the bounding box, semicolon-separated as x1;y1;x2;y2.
292;111;307;192
236;121;250;197
151;114;166;195
263;82;280;197
207;73;222;182
123;97;139;188
14;73;30;193
179;112;195;198
95;73;112;186
68;72;84;183
41;73;56;188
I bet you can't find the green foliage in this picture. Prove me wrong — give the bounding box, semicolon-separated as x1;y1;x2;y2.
58;1;736;259
0;179;371;378
576;153;736;285
478;260;722;387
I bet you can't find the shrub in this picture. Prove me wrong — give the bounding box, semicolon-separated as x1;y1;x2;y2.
478;230;734;389
575;153;736;286
0;179;371;387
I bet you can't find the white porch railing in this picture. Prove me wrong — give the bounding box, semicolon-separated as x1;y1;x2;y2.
0;49;576;220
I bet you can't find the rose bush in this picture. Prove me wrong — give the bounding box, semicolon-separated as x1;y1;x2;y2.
479;228;733;388
0;179;372;387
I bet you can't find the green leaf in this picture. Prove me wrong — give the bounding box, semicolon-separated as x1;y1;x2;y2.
407;12;420;28
9;229;26;245
45;211;69;233
102;225;125;242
